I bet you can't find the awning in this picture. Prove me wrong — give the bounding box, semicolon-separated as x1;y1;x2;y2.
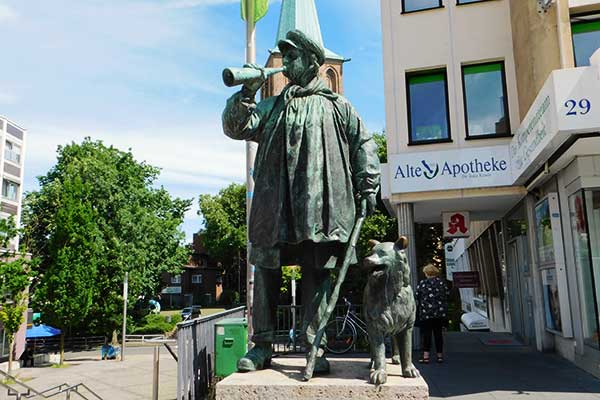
26;324;62;338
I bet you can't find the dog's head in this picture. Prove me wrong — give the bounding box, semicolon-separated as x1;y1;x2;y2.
362;236;409;276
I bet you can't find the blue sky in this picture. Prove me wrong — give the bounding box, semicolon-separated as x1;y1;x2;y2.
0;0;384;241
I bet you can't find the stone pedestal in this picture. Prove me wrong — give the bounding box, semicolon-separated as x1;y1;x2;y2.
216;356;429;400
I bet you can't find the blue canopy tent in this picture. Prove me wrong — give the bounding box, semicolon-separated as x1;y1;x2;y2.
26;324;62;339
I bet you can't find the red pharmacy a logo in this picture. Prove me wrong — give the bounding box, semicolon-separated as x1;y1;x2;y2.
447;213;468;235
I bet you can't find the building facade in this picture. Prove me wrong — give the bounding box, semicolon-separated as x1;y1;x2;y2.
0;116;26;250
380;0;600;377
161;233;223;308
0;116;28;365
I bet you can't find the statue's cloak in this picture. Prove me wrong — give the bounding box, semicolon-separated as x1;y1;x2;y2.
223;77;380;250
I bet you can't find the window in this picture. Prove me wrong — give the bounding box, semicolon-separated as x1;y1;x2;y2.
569;190;600;349
6;124;23;140
407;69;451;144
325;68;338;93
2;180;18;201
462;62;510;138
457;0;490;4
572;19;600;67
5;141;21;164
171;275;181;284
535;198;562;333
192;274;203;284
402;0;442;13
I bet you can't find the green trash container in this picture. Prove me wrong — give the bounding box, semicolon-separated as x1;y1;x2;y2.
214;317;248;377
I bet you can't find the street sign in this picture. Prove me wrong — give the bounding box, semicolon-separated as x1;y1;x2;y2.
453;272;480;288
445;243;457;281
443;211;470;238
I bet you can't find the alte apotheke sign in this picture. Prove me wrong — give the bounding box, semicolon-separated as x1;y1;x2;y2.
388;146;512;193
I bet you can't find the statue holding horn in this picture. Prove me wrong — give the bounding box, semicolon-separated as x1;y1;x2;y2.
222;29;381;375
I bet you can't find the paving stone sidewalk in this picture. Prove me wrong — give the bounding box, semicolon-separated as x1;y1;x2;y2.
419;332;600;400
3;346;177;400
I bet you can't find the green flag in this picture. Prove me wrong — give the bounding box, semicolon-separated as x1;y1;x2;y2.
241;0;269;23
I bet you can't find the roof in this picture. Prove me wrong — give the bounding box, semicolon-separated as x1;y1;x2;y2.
272;0;344;61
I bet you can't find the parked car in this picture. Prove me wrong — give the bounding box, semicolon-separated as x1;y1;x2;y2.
181;305;202;321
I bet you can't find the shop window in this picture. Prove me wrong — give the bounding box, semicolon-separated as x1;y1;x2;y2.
535;198;555;265
535;198;562;332
570;190;600;349
406;69;451;144
572;19;600;67
1;179;18;201
402;0;442;13
462;62;510;138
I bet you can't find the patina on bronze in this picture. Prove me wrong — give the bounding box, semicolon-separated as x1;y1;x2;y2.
362;238;420;384
222;29;380;375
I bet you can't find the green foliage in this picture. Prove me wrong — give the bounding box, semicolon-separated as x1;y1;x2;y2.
415;224;447;280
281;266;301;294
22;138;191;336
372;132;388;163
0;218;36;368
130;314;182;334
357;210;398;260
219;289;240;305
198;183;246;268
198;183;246;298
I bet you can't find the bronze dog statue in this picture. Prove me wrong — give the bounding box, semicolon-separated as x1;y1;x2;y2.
363;237;420;384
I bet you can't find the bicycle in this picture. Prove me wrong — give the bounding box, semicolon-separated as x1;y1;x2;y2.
324;297;369;354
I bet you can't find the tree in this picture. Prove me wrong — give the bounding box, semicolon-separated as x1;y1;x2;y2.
341;132;398;301
372;132;388;163
22;138;191;357
198;183;247;297
415;223;447;279
0;218;35;374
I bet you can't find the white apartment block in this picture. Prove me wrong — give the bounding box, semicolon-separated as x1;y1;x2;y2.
380;0;600;377
0;116;26;251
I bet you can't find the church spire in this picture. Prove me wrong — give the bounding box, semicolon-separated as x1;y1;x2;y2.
274;0;343;61
262;0;345;98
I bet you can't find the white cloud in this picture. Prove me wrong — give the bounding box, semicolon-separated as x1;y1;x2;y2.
0;4;17;21
24;121;247;189
0;92;16;105
167;0;239;8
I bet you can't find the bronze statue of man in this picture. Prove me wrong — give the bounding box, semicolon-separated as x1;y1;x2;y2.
222;29;380;374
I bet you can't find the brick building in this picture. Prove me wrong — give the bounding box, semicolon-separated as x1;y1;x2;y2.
161;233;223;308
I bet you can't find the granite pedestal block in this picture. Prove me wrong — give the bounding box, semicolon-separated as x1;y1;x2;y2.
216;356;429;400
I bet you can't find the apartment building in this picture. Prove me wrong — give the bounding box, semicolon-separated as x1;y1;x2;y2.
0;116;27;365
380;0;600;376
0;116;26;250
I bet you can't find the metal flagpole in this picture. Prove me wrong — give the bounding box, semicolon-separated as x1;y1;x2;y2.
245;0;257;343
122;271;128;362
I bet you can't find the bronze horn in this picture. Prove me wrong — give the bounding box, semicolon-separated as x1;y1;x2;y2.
222;66;286;87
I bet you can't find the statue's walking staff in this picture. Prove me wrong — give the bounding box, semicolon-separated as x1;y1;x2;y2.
304;199;368;381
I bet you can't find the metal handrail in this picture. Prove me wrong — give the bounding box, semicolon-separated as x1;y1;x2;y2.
0;369;42;396
29;383;70;397
31;383;103;400
0;369;103;400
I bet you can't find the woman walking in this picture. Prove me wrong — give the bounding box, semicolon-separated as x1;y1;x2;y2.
416;264;449;363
